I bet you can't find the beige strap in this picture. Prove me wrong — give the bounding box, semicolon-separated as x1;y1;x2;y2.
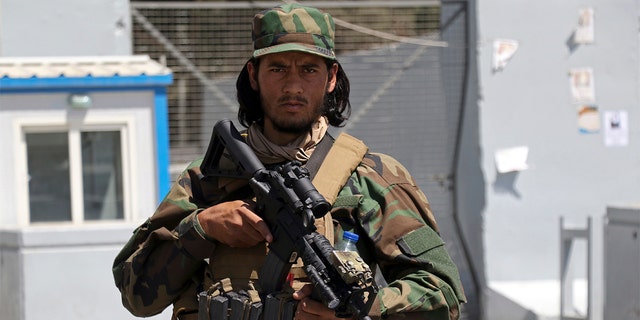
312;133;368;245
322;215;334;246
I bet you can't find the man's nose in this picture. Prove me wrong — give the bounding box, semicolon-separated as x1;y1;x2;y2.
282;72;303;94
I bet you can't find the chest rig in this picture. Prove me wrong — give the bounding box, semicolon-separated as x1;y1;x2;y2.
203;132;368;293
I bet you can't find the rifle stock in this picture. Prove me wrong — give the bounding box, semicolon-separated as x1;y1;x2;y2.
201;119;377;320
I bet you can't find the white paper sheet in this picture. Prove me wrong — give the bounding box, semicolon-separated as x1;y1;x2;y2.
603;110;629;147
495;146;529;173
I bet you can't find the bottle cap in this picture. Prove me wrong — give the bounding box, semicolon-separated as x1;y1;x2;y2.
342;231;359;242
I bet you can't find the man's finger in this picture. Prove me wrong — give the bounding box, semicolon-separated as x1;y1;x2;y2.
293;284;314;300
254;219;273;242
242;207;273;242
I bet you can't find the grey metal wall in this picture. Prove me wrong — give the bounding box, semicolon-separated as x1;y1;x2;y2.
476;0;640;318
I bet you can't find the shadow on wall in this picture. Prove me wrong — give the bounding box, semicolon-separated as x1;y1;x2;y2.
493;171;522;199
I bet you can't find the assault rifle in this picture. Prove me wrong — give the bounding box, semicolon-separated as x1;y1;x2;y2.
200;119;377;320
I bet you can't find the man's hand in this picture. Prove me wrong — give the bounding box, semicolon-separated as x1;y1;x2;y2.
293;284;356;320
197;200;273;247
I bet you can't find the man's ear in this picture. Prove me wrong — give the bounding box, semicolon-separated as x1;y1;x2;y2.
247;61;259;90
327;63;338;93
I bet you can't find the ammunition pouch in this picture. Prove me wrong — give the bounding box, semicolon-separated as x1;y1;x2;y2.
198;278;297;320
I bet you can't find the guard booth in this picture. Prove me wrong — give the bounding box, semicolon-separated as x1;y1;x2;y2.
0;55;173;320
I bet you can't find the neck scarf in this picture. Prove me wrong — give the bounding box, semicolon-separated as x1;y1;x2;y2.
246;117;329;164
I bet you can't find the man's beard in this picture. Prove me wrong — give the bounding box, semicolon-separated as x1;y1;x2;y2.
271;117;315;134
261;94;327;135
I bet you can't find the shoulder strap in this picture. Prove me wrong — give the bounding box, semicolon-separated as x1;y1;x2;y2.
311;133;368;246
305;133;335;181
312;132;368;204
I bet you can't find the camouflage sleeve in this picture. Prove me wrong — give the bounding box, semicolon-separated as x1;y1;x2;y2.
333;152;467;320
112;160;218;317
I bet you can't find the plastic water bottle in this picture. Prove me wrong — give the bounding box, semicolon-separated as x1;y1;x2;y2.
335;231;359;252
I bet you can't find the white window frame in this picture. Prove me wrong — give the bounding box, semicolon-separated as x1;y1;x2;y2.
14;113;135;226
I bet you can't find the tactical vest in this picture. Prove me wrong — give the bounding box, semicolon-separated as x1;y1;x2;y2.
203;132;368;294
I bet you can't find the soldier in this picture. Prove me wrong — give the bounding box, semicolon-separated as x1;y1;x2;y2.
113;3;466;320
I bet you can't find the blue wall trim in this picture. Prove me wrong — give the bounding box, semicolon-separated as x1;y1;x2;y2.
0;74;173;92
154;87;170;202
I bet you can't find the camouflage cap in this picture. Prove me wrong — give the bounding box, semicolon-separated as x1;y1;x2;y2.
252;3;336;60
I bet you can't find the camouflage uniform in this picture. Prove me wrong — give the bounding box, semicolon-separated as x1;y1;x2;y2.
113;148;466;319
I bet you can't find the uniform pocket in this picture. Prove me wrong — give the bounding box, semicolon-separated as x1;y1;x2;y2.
396;225;444;257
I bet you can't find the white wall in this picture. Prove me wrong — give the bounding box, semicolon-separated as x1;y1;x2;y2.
476;0;640;318
0;0;131;57
0;227;173;320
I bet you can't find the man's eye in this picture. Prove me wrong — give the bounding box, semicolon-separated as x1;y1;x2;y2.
305;68;317;73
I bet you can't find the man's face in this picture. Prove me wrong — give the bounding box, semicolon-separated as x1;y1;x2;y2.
248;51;338;136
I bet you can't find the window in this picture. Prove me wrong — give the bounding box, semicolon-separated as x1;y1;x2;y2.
20;120;131;225
26;132;72;222
81;131;124;221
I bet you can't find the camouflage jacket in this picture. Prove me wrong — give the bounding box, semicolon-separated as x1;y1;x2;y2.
113;150;466;320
